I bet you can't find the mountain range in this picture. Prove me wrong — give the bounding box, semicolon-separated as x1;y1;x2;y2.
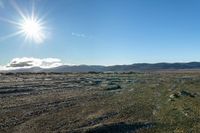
2;62;200;73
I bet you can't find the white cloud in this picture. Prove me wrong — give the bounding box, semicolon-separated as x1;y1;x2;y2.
0;65;6;70
72;32;86;38
0;57;64;70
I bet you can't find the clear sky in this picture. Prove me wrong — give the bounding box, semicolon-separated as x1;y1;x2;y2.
1;0;200;66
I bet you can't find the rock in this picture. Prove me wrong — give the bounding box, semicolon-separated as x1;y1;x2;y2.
169;90;195;101
169;93;179;99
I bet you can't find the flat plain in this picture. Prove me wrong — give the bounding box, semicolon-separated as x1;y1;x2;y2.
0;72;200;133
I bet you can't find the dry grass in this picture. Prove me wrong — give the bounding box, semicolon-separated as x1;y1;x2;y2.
0;72;200;132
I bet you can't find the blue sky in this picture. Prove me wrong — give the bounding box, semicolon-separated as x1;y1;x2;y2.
1;0;200;66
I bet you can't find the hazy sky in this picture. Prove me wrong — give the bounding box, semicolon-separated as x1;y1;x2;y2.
1;0;200;66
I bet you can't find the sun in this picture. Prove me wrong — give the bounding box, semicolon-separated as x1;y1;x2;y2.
0;0;48;44
19;16;45;44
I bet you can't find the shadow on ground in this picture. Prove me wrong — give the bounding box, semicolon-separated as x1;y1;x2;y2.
82;122;154;133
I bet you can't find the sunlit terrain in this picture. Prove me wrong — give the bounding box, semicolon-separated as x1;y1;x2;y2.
0;72;200;133
1;0;200;132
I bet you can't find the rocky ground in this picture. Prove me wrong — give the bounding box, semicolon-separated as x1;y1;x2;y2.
0;72;200;133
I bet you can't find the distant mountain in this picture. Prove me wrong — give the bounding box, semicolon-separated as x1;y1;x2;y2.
45;65;106;72
4;67;43;73
2;62;200;73
106;62;200;72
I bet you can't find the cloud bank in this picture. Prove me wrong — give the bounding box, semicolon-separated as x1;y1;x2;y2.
0;57;63;70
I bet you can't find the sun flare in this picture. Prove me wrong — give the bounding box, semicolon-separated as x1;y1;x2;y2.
19;16;45;44
0;0;48;44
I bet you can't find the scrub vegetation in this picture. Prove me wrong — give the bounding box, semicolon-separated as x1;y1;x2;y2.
0;72;200;133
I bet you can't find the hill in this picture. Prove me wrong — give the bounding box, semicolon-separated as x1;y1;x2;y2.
2;62;200;73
